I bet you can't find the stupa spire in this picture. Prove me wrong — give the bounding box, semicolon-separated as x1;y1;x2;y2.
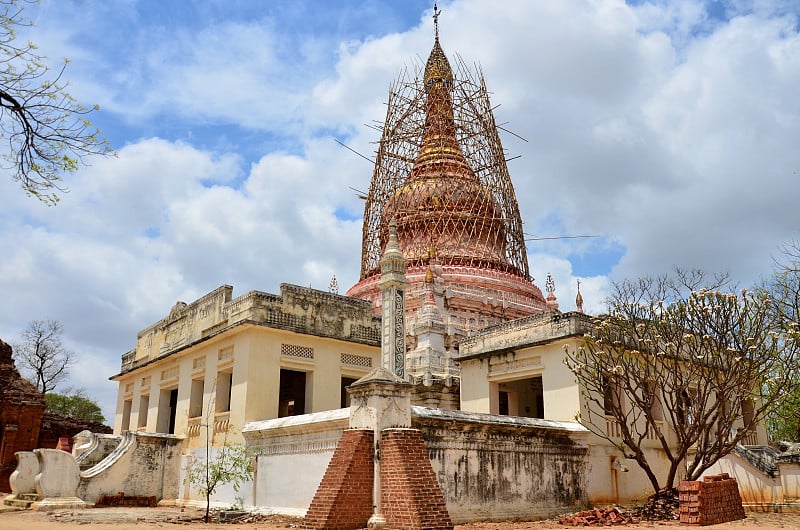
380;16;510;273
424;3;452;88
433;2;441;40
348;9;547;335
416;17;462;174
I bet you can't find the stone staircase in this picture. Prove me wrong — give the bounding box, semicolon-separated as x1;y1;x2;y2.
733;444;780;477
3;493;40;509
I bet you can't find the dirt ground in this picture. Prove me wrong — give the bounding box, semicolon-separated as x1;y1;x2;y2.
1;507;800;530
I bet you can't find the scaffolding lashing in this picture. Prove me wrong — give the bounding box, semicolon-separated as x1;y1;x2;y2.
359;53;530;283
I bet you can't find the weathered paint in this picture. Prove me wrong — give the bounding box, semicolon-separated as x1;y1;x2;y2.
239;406;589;523
77;432;183;504
413;408;588;522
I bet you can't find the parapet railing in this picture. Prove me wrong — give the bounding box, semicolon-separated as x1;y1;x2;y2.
187;417;202;438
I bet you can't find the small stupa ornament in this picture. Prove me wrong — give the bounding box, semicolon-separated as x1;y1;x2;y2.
545;273;559;312
378;219;408;378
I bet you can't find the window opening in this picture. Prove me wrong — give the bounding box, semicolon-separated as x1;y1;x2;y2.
156;387;178;434
497;376;544;418
137;394;149;429
189;379;204;418
279;369;307;417
741;398;755;428
121;399;132;431
341;377;358;408
215;371;232;413
498;390;509;416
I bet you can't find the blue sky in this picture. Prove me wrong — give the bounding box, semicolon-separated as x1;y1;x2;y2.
2;0;799;422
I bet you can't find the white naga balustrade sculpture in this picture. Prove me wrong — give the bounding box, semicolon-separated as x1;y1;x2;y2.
31;448;87;510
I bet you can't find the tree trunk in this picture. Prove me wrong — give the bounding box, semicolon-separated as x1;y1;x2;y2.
631;451;662;493
665;459;681;491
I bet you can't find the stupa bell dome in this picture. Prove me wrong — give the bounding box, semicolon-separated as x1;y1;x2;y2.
348;21;546;329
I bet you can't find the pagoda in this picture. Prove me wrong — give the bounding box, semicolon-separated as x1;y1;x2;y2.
347;15;547;387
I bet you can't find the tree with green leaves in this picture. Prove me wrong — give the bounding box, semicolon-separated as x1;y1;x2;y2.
187;376;253;523
564;268;800;495
763;240;800;442
188;441;253;523
45;389;105;423
0;0;111;204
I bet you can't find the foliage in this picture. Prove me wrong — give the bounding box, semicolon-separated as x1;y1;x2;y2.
187;442;253;523
45;389;105;423
564;268;800;494
13;319;73;393
763;240;800;442
0;0;111;204
768;388;800;442
186;375;253;523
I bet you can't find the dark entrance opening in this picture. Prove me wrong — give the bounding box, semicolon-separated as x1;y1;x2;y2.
168;388;178;434
497;376;544;418
279;369;306;417
340;377;358;408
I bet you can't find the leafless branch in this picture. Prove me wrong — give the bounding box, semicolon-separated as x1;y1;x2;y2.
565;269;800;494
14;318;73;393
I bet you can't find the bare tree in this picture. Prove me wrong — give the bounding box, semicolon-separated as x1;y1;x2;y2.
0;0;111;205
14;319;73;393
564;269;800;494
769;240;800;323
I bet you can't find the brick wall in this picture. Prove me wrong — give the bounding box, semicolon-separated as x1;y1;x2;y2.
0;402;44;492
305;429;374;530
0;339;45;492
95;493;157;507
380;428;453;530
679;473;746;525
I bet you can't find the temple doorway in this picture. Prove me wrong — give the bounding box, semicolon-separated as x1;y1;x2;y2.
279;369;307;417
497;376;544;418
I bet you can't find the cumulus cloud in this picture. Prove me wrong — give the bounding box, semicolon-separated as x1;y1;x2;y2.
3;0;799;421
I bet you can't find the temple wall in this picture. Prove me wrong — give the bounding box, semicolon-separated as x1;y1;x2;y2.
460;338;582;421
238;407;589;522
112;284;380;445
77;432;183;504
121;284;380;374
780;463;800;504
701;452;800;508
413;408;589;522
241;409;349;515
584;443;673;504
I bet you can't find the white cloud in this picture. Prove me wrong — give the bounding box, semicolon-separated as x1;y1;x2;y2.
3;0;799;420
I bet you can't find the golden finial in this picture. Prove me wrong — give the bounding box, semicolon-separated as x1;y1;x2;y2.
433;2;441;39
424;2;453;86
576;279;584;314
425;266;435;283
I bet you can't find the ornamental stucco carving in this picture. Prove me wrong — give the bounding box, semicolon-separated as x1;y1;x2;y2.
119;283;380;375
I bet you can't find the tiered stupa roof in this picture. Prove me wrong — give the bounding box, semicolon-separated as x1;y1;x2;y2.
348;25;546;337
382;33;509;272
